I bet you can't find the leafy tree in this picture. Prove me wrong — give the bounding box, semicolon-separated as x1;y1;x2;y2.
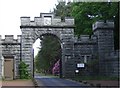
35;35;61;74
73;2;117;35
53;2;119;49
54;2;72;18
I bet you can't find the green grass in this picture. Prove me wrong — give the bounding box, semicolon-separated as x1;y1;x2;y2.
72;75;119;81
37;73;59;78
2;79;32;81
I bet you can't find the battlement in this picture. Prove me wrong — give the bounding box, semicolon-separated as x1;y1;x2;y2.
74;35;97;44
20;13;74;27
0;35;21;43
5;35;14;41
40;13;54;18
93;20;114;31
80;35;90;41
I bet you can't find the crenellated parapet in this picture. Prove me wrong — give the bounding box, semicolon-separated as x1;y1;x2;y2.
0;35;21;44
20;13;74;27
93;20;114;31
74;35;97;44
74;34;98;56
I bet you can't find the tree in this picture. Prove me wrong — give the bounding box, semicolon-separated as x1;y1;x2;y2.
35;35;61;74
53;2;119;49
54;2;72;17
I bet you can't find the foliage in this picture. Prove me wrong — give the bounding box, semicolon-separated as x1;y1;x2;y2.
38;73;59;78
54;2;72;17
71;2;118;36
53;2;119;49
54;2;118;35
73;75;118;81
19;61;30;79
2;76;5;80
35;36;61;74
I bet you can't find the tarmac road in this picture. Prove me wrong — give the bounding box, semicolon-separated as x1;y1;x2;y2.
34;74;90;88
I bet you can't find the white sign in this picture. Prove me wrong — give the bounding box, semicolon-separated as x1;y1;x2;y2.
77;63;85;68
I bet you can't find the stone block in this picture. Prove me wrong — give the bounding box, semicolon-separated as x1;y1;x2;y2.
93;21;114;31
20;17;30;26
5;35;14;42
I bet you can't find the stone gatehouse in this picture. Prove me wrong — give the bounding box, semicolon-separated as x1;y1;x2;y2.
0;13;119;80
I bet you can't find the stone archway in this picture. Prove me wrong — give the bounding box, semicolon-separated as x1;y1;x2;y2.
20;13;75;78
33;33;63;78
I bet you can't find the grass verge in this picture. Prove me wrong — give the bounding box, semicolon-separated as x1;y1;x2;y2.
37;73;59;78
72;76;119;81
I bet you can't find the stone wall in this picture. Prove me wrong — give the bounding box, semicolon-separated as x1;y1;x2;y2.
0;13;119;79
20;13;75;78
74;35;97;63
74;35;98;75
93;21;115;76
21;13;74;27
73;21;119;77
1;35;21;79
104;50;119;77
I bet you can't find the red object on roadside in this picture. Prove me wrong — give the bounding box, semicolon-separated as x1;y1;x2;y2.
52;59;60;75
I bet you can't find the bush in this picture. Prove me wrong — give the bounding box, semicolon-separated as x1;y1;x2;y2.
19;61;30;79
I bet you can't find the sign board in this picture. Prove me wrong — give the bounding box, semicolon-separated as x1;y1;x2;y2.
77;63;85;68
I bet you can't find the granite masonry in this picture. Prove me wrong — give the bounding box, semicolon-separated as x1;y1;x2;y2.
0;13;119;79
0;35;21;79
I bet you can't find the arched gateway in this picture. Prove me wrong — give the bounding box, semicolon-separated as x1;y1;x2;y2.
1;13;117;80
20;13;75;78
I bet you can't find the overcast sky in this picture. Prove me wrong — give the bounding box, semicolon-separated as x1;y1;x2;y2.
0;0;59;38
0;0;114;56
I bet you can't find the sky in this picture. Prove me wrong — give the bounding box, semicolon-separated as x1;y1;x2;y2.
0;0;114;38
0;0;59;56
0;0;114;56
0;0;59;38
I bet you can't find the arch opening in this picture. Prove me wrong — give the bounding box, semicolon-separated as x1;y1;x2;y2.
32;33;62;78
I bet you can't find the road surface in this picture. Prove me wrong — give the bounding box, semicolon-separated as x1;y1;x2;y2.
34;74;91;88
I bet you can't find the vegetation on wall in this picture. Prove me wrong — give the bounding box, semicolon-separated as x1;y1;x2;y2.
19;61;30;79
